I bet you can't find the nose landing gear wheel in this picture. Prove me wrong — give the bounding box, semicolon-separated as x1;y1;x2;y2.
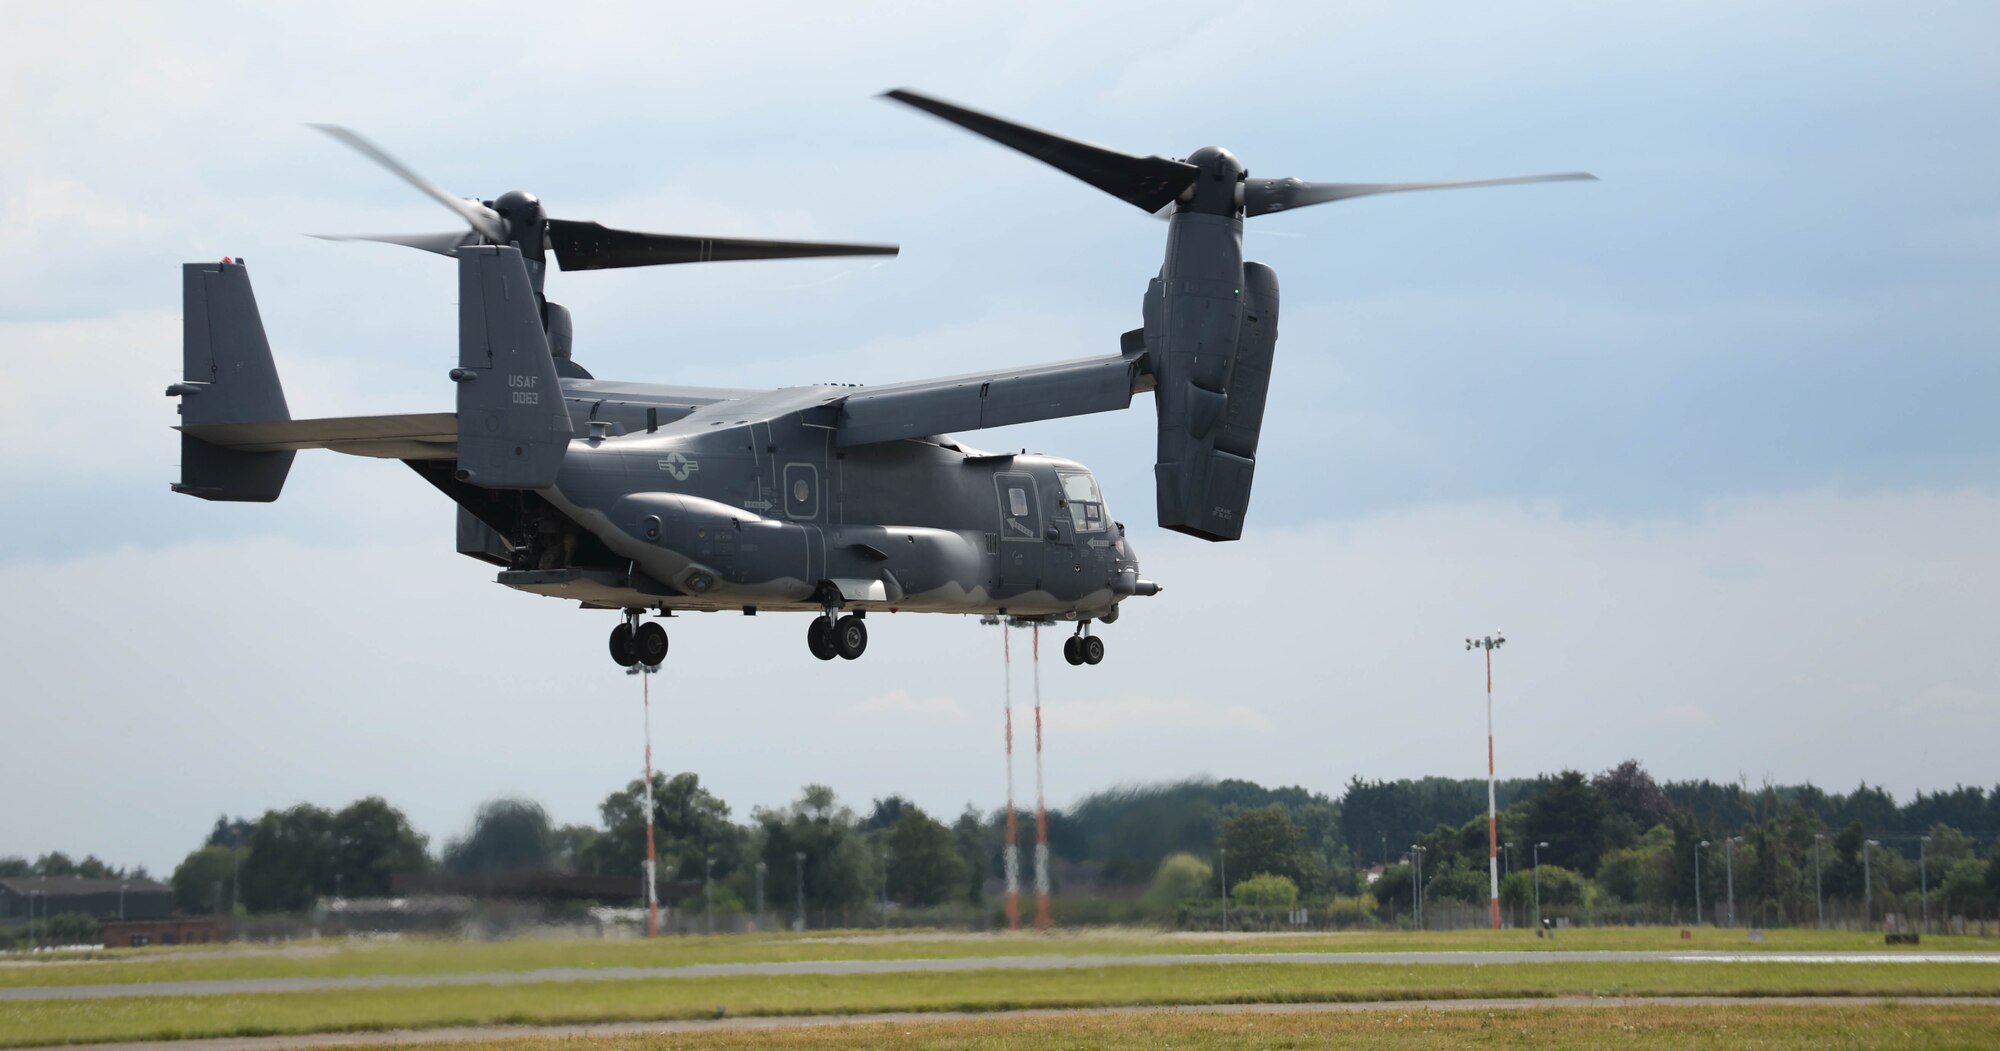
834;615;868;660
806;615;839;661
609;623;637;668
1081;635;1105;665
1063;635;1083;666
634;621;670;666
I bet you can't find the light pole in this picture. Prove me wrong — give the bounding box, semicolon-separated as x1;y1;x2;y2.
704;857;715;935
1694;840;1708;927
1813;834;1825;929
119;882;128;921
26;890;37;952
1465;632;1507;930
754;861;767;932
1411;845;1427;930
1864;839;1878;926
794;851;806;932
880;845;890;930
1219;847;1229;931
1532;841;1548;934
1920;835;1931;936
1724;837;1741;928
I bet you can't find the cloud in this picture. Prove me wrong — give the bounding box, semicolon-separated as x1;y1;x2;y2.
1049;696;1274;735
841;690;969;721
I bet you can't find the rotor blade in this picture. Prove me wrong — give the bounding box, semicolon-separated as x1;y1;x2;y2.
1245;172;1598;217
883;88;1198;214
308;124;507;242
308;231;480;257
547;219;898;271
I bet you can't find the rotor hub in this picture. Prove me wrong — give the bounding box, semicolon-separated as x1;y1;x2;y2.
1180;146;1246;216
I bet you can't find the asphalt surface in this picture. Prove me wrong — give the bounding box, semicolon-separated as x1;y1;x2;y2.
19;996;2000;1051
5;949;1997;1002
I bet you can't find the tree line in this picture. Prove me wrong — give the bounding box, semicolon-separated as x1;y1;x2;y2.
11;763;1998;925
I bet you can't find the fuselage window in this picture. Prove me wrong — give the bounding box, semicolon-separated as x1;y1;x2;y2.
1060;472;1107;533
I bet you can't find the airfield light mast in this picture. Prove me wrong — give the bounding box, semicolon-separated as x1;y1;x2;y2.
641;666;659;938
1002;624;1021;931
1032;624;1052;933
1465;633;1507;930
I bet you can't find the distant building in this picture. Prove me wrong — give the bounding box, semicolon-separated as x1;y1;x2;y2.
101;916;226;948
1363;865;1385;885
0;877;171;923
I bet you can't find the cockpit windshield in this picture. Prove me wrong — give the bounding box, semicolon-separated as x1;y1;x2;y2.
1059;471;1107;533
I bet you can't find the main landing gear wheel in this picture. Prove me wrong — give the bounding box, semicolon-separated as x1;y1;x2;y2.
806;616;840;661
1063;635;1083;666
834;615;868;660
609;623;637;668
634;621;670;666
1081;635;1105;665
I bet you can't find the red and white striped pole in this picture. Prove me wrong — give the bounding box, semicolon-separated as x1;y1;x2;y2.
1032;624;1051;932
1467;633;1507;931
642;668;659;938
1002;624;1020;931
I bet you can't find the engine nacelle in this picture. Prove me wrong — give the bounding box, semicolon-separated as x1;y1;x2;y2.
1143;210;1279;542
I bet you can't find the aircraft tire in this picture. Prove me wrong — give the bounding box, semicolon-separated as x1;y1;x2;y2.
1081;635;1105;665
634;621;670;666
609;623;638;667
835;615;868;660
1063;635;1084;666
807;616;839;661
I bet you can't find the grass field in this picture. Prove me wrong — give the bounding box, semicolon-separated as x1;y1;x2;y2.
381;1003;2000;1051
5;960;2000;1046
6;927;1998;990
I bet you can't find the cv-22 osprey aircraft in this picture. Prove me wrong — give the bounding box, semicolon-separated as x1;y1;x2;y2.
170;90;1591;668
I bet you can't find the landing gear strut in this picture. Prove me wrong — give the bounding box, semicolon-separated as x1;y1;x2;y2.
610;610;668;668
807;610;868;660
1064;624;1105;666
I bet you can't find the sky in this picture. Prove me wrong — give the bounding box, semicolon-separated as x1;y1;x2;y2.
2;2;1997;875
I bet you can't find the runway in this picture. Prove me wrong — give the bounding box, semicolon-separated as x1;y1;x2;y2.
6;949;1996;1002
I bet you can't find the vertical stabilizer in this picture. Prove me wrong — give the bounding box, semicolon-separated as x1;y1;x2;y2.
452;245;573;489
172;260;294;501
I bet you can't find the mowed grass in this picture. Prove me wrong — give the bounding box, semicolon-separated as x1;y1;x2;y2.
6;926;1998;989
355;1003;2000;1051
4;960;1999;1047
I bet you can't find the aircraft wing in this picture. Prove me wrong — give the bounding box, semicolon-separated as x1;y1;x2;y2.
178;413;458;460
836;338;1150;448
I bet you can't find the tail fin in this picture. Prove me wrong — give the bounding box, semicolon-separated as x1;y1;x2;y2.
451;245;572;489
171;260;294;501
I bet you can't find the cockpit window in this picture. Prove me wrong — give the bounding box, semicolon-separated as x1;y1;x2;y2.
1060;472;1107;533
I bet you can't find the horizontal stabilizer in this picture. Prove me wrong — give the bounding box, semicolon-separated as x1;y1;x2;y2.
179;413;457;460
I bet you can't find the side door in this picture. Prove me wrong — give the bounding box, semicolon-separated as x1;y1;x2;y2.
993;471;1042;594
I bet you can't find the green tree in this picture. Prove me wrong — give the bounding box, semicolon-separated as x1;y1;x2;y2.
31;852;77;877
884;805;967;906
553;825;599;873
1500;863;1585;908
1232;873;1299;911
1144;852;1213;907
951;805;992;905
332;797;428;897
1525;771;1609;876
0;857;26;877
443;798;554;874
753;785;869;919
170;846;241;913
1219;805;1320;891
591;772;743;882
240;805;337;912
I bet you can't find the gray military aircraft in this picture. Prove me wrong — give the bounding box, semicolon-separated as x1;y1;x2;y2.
170;90;1591;668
